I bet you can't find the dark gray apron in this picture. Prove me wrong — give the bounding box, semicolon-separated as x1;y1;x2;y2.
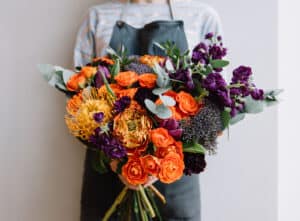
81;1;200;220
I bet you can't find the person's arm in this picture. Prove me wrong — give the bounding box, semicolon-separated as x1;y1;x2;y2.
200;6;224;41
73;8;98;67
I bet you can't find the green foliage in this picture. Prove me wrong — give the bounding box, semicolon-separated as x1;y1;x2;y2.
92;150;109;174
210;59;230;69
221;109;231;129
183;141;206;154
153;63;170;88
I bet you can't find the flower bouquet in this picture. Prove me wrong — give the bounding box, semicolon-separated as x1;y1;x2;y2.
38;33;281;221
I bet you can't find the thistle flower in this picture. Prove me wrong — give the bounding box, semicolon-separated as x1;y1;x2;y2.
184;153;207;175
180;99;223;153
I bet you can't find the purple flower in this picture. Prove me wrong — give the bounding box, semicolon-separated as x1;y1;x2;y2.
169;68;195;90
205;32;214;39
93;112;104;123
216;89;233;107
202;73;227;91
114;96;131;114
184;153;207;175
89;130;127;159
160;119;182;140
134;88;158;108
231;66;252;84
192;42;209;64
217;35;222;41
94;65;110;88
209;44;227;60
251;88;264;100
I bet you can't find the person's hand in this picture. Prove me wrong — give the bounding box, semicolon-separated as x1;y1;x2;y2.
110;159;158;190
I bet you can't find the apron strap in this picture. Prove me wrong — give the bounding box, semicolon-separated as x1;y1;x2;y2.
120;0;175;21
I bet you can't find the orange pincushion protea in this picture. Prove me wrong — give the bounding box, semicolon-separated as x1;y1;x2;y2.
113;101;152;150
65;88;114;140
139;55;165;67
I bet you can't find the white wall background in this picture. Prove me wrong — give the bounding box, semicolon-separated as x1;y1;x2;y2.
0;0;278;221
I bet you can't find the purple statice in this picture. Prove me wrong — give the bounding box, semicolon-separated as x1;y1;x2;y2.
134;88;158;108
89;129;127;159
169;68;195;90
251;88;264;100
192;42;209;64
93;112;104;123
209;44;227;60
114;96;131;114
231;66;252;84
159;118;183;140
184;153;207;175
94;65;110;88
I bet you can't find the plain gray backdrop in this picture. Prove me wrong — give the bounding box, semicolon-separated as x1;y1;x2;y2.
0;0;277;221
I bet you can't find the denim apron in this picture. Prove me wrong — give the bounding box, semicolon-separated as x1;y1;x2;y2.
80;1;201;220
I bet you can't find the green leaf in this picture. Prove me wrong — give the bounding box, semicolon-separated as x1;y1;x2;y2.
111;59;120;79
221;109;231;129
159;95;176;106
230;113;246;125
244;96;265;113
183;142;206;154
92;151;109;174
210;59;230;68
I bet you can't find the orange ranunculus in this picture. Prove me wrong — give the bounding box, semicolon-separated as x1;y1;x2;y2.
155;141;183;160
139;55;165;67
138;73;157;88
122;157;148;185
80;66;97;78
150;128;175;148
158;152;184;184
93;56;114;65
169;106;187;120
114;71;139;87
66;73;86;91
141;155;160;176
117;88;138;99
176;91;200;116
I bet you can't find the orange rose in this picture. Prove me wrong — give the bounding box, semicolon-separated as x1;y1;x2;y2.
150;128;175;148
169;106;187;120
176;91;200;116
141;155;160;176
117;88;138;98
158;152;184;184
122;157;148;185
80;66;97;78
138;73;157;88
155;141;183;160
114;71;139;87
93;56;114;65
66;73;86;91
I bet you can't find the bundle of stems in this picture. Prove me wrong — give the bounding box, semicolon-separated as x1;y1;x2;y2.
103;184;166;221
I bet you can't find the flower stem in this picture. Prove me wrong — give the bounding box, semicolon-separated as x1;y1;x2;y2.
136;190;149;221
138;185;156;218
149;184;166;204
102;186;128;221
145;188;163;221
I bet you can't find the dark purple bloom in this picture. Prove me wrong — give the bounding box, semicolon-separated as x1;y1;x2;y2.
217;35;222;41
89;130;127;159
231;66;252;84
114;96;131;114
160;119;182;140
251;88;264;100
230;107;238;117
209;44;227;60
94;65;110;88
202;73;227;91
169;68;195;90
134;88;158;108
168;129;183;140
93;112;104;123
184;153;207;175
216;89;233;107
205;32;214;39
192;42;209;64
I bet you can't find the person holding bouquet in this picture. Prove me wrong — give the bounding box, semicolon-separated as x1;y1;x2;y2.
74;0;223;220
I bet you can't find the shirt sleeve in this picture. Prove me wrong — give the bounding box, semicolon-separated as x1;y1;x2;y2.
200;7;224;41
73;8;98;67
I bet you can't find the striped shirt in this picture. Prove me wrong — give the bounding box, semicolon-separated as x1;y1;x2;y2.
74;0;223;67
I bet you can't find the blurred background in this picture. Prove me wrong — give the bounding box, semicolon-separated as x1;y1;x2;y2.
0;0;298;221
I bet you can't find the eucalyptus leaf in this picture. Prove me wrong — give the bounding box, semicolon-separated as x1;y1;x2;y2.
244;96;265;113
159;95;176;107
153;63;170;88
152;87;171;95
145;99;158;114
210;59;230;68
37;64;55;82
62;69;74;85
165;59;175;72
230;113;246;125
155;105;172;119
183;142;206;154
